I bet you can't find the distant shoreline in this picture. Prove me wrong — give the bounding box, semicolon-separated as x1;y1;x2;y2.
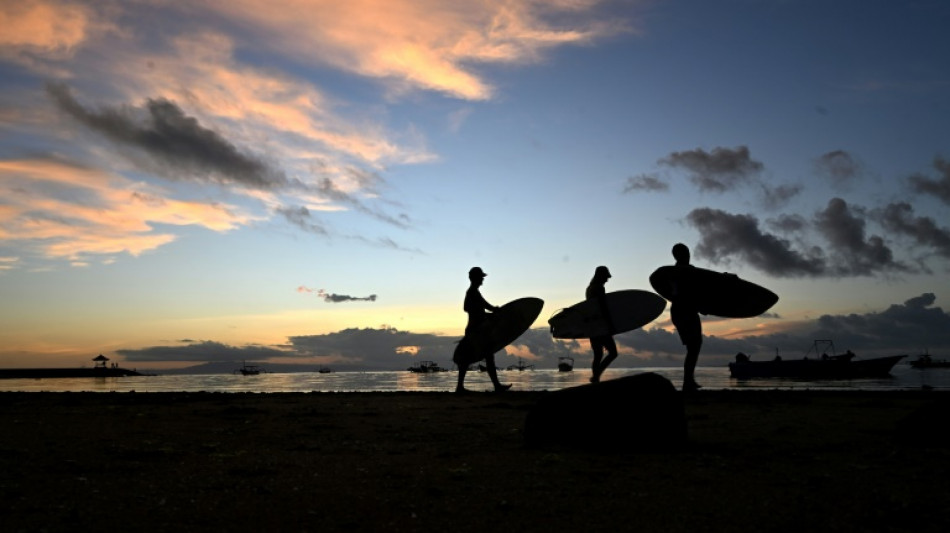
0;367;145;379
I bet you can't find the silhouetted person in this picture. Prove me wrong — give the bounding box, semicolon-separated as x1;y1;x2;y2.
587;266;618;383
669;243;703;392
454;267;512;393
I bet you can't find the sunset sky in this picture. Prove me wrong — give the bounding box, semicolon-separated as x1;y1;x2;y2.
2;0;949;372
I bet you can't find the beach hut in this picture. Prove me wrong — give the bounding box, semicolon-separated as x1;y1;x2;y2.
93;354;109;369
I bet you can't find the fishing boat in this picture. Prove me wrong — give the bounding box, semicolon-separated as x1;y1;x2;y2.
728;340;905;379
909;353;950;369
558;356;575;372
506;359;535;371
235;361;266;376
407;360;447;373
318;366;333;374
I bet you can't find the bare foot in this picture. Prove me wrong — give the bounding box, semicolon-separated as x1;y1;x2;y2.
455;387;473;394
683;381;702;393
494;383;512;393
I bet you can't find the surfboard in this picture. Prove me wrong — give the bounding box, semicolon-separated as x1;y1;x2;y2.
548;289;666;339
649;265;778;318
453;297;544;366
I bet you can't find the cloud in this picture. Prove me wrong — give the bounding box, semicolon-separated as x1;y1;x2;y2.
877;202;950;260
814;150;861;188
199;0;631;101
660;145;764;193
46;82;288;190
0;1;96;71
623;173;669;193
113;293;950;369
688;199;916;278
687;208;826;277
759;183;803;209
908;156;950;205
297;286;378;303
0;156;255;264
814;198;910;276
287;326;457;370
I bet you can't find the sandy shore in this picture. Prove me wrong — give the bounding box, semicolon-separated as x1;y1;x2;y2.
2;390;948;532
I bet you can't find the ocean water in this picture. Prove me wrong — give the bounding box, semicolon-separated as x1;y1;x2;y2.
1;364;948;393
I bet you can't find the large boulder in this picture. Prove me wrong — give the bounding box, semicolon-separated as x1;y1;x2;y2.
524;372;687;451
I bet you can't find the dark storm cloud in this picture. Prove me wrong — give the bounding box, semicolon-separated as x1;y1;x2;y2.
814;198;911;276
814;150;861;187
623;173;669;193
297;286;377;303
660;145;763;193
687;208;826;277
117;340;286;362
287;327;457;371
877;202;950;259
46;83;287;189
908;156;950;205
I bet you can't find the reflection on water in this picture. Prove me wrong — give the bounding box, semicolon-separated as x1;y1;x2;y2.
1;364;949;393
0;365;950;392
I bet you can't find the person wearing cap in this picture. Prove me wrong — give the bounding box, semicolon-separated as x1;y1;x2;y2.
669;243;703;392
453;267;512;393
586;265;618;383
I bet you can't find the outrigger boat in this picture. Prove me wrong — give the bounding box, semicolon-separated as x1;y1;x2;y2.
729;340;905;380
506;359;535;371
235;361;266;376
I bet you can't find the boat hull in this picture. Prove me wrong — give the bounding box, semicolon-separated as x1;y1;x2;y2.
729;355;905;379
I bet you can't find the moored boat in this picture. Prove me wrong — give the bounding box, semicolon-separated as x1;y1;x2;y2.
729;340;905;379
407;360;447;373
557;356;574;372
235;361;266;375
506;359;535;371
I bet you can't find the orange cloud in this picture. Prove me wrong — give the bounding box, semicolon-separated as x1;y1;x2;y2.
0;1;92;52
202;0;629;100
0;157;257;264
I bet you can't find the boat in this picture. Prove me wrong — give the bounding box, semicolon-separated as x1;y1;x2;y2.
407;361;447;373
506;359;535;371
318;366;333;374
557;356;574;372
728;340;905;379
909;353;950;369
235;361;266;376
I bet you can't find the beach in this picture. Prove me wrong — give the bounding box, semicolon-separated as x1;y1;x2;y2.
2;390;948;532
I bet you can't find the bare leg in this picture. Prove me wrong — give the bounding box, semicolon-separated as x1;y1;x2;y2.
455;366;469;393
485;353;511;392
683;340;702;392
590;343;603;383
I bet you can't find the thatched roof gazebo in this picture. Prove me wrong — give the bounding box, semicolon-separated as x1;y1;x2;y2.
93;354;109;369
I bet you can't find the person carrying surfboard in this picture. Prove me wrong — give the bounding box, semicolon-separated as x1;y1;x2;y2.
669;243;703;393
454;267;512;393
587;265;618;383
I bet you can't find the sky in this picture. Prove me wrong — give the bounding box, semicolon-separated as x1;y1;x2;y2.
2;0;950;372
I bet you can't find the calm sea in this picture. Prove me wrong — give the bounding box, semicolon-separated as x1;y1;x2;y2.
1;364;948;393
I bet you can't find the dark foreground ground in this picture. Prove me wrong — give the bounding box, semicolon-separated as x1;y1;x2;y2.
1;390;948;532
